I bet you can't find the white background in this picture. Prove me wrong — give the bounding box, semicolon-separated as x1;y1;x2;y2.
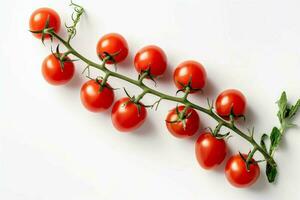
1;0;300;199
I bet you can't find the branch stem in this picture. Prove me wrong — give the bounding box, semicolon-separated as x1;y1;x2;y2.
49;31;276;168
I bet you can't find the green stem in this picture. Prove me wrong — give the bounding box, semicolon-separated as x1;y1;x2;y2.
182;86;191;101
49;31;276;168
178;104;190;120
213;122;223;136
246;147;258;163
99;71;111;92
138;71;149;84
66;2;84;43
134;90;149;103
60;50;72;60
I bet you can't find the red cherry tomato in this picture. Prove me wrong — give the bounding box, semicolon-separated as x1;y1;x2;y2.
42;54;74;85
225;154;260;188
134;45;167;77
173;60;207;93
96;33;129;64
29;8;61;39
165;106;200;138
195;132;227;169
111;97;147;132
215;89;246;119
80;80;114;112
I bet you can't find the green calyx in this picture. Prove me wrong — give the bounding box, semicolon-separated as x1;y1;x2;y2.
176;77;202;95
29;15;53;45
50;44;78;71
165;105;193;130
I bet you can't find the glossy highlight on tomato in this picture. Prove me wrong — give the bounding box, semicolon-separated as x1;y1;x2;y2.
111;97;147;132
165;106;200;138
215;89;246;119
42;54;74;85
80;80;114;112
195;132;227;169
173;60;207;93
29;8;61;39
134;45;167;77
96;33;129;64
225;154;260;188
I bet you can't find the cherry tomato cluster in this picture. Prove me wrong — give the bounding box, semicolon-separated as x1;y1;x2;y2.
30;7;260;188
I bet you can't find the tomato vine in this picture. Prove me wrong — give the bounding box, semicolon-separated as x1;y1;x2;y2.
29;1;300;186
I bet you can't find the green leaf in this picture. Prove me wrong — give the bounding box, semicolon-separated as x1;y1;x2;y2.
277;91;288;123
266;162;277;183
288;99;300;119
269;127;281;155
276;92;300;130
260;134;268;152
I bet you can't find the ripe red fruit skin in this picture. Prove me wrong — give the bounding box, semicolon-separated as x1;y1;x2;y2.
173;60;207;93
111;97;147;132
42;54;74;85
96;33;129;64
29;8;61;39
195;133;227;169
225;154;260;188
134;45;167;77
80;80;114;112
215;89;246;118
165;106;200;138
